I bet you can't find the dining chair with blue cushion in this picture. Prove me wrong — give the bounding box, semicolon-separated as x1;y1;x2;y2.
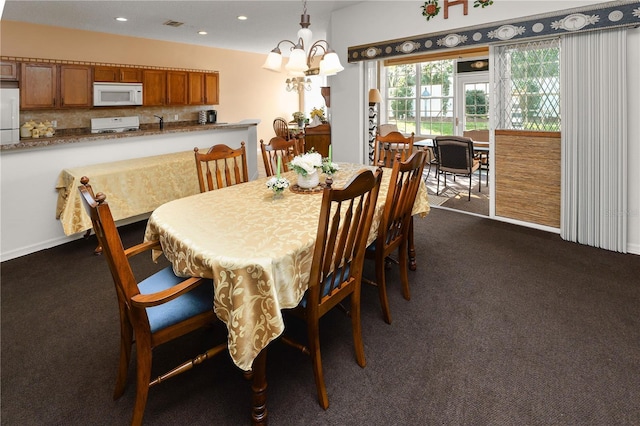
281;167;383;410
364;151;427;324
78;179;226;426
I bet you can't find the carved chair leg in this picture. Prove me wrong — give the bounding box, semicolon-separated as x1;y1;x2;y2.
408;217;416;271
375;252;392;324
82;229;103;255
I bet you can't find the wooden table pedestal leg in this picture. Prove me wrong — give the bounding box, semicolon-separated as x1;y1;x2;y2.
251;349;268;425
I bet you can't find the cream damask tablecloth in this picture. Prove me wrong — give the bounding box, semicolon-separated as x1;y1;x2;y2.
144;163;430;371
56;150;200;235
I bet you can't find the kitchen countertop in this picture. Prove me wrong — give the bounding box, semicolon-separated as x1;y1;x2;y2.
0;121;256;152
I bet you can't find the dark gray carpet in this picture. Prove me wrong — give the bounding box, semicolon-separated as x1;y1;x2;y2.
2;209;639;425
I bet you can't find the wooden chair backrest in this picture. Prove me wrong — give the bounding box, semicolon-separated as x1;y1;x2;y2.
376;151;427;253
306;168;382;314
434;136;475;175
260;136;301;177
273;117;291;140
78;184;140;309
194;142;249;192
374;131;414;168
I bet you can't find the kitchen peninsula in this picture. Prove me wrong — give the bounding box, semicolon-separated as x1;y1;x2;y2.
0;120;259;261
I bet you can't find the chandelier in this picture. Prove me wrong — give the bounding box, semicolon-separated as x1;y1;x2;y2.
262;0;344;77
286;77;312;93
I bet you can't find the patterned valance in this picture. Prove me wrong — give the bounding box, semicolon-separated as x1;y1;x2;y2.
348;0;640;62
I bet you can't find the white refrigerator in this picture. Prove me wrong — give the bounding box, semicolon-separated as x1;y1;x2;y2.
1;88;20;144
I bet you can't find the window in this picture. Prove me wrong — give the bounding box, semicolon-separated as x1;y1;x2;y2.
494;39;561;131
384;60;454;136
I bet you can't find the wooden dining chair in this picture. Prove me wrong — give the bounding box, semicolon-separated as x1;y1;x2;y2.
281;168;383;410
78;179;226;426
194;142;249;192
273;117;291;140
434;136;480;201
374;131;415;168
364;151;427;324
260;136;301;177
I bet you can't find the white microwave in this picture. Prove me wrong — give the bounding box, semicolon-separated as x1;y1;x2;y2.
93;82;143;107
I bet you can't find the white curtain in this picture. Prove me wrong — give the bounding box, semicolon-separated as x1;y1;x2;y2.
560;29;628;253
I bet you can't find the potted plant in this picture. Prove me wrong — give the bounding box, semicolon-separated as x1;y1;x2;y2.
292;111;305;127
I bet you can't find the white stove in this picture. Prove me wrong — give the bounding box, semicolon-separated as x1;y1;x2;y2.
91;116;140;134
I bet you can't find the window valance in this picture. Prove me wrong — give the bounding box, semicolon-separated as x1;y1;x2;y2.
348;0;639;63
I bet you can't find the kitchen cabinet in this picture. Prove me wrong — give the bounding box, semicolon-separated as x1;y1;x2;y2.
142;69;166;106
303;123;331;158
21;63;92;109
94;66;142;83
167;71;188;105
59;65;92;108
20;63;57;109
204;72;219;105
188;72;205;105
0;61;18;80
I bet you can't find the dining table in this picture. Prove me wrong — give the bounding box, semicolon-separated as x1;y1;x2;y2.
143;163;430;424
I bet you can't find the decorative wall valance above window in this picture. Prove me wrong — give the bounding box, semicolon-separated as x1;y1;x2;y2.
348;0;640;63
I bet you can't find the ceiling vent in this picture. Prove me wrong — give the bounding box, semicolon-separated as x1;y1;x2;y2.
163;20;184;27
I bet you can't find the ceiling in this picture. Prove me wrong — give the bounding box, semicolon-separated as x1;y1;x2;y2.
1;1;362;55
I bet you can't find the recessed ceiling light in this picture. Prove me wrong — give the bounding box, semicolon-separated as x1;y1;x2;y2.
115;17;128;22
198;31;208;35
237;15;248;21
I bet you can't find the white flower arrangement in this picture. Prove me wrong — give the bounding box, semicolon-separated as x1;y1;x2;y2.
266;176;290;192
289;151;323;176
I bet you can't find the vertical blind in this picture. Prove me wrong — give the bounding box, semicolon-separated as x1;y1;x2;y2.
560;28;628;253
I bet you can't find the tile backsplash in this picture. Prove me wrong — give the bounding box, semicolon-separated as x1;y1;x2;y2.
20;105;218;130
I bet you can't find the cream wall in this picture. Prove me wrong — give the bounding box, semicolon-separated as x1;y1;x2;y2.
0;20;299;143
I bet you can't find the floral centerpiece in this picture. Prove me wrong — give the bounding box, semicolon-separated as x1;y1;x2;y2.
266;156;290;198
309;107;326;126
266;176;290;195
290;150;323;188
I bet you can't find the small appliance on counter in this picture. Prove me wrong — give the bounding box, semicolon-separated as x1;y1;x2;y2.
0;87;20;144
207;110;217;124
91;116;140;133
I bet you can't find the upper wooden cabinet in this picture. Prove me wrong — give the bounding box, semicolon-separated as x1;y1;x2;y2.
59;65;92;108
21;63;92;109
0;61;18;80
20;63;58;109
189;72;219;105
167;71;188;105
142;69;166;106
188;72;205;105
94;66;142;83
204;72;219;105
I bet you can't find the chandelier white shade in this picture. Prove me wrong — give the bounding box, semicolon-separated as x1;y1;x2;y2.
262;0;344;77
